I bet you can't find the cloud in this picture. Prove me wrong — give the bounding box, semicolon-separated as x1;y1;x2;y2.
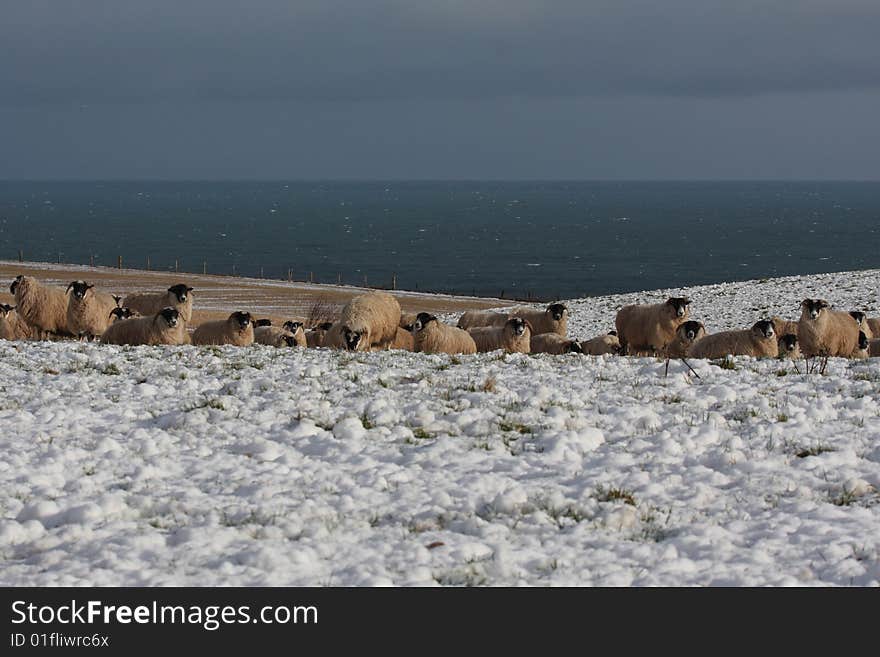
2;1;880;106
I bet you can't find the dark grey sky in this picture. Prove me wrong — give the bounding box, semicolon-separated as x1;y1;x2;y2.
3;1;879;179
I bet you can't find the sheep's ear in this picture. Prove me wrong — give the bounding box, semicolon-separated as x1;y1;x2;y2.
86;284;94;290
187;287;194;293
66;282;75;294
818;300;830;309
113;295;122;306
608;330;617;336
255;319;272;327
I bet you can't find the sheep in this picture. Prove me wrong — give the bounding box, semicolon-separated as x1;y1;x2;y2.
253;320;306;347
509;303;568;336
9;275;72;339
390;326;414;351
337;291;401;351
109;307;139;321
852;331;870;359
457;310;509;330
468;317;531;354
870;339;880;358
797;299;860;358
399;313;418;330
665;321;706;358
868;318;880;337
412;313;477;355
0;304;35;341
771;316;799;339
305;322;334;348
615;297;691;356
530;332;583;355
100;307;188;345
580;331;622;356
849;312;874;340
777;334;802;360
687;320;778;359
123;284;194;323
191;311;254;346
65;280;121;340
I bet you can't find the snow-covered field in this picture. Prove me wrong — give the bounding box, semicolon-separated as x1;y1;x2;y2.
1;269;879;586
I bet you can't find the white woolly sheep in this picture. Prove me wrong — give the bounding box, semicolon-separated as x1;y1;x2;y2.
123;283;194;323
9;275;72;339
665;321;706;358
615;297;690;356
797;299;860;358
509;303;568;337
468;317;531;354
192;311;254;346
338;291;401;351
849;312;873;340
100;307;188;345
305;321;334;348
456;310;509;330
777;333;802;360
687;320;778;359
580;332;622;356
253;320;306;347
0;304;34;341
390;326;414;351
66;280;121;340
529;332;583;355
399;313;418;330
412;313;477;355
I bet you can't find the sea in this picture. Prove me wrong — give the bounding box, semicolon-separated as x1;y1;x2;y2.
1;180;877;300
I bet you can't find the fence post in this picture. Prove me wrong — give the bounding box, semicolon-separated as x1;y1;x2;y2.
232;263;236;276
175;259;179;273
57;252;61;264
287;268;292;282
391;273;397;290
203;261;207;275
146;256;150;271
337;273;342;285
118;255;122;269
90;255;94;268
309;271;314;283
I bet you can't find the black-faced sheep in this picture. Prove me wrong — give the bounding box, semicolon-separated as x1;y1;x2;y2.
100;307;188;345
305;322;334;348
509;303;568;336
849;312;873;340
254;320;306;347
687;320;778;359
123;284;194;323
615;297;690;356
665;320;706;358
852;331;870;359
412;313;477;355
191;311;254;346
10;275;72;339
66;280;121;340
338;291;401;351
468;317;531;354
0;304;34;341
797;299;860;358
777;334;802;360
580;332;622;356
530;332;583;355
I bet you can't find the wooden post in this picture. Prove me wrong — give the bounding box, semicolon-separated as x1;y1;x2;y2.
260;266;264;279
175;259;179;273
287;269;292;282
203;261;207;275
337;273;342;285
57;252;61;264
89;255;94;268
18;249;23;263
363;274;368;288
118;255;122;269
391;273;397;290
309;271;314;283
232;263;236;276
146;256;150;271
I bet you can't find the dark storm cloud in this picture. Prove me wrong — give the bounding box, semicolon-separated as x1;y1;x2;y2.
3;1;880;106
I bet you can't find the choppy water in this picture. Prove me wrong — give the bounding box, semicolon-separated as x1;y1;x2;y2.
1;180;878;299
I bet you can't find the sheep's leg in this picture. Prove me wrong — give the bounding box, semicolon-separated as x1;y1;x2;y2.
792;361;801;375
664;358;670;377
820;356;829;375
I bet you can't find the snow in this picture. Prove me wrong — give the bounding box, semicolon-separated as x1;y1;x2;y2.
1;268;879;586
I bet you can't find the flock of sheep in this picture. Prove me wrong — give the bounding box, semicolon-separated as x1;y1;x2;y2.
2;275;879;369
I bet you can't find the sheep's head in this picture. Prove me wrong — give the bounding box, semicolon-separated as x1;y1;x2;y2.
547;303;567;322
752;320;775;340
666;297;691;319
158;307;181;328
0;303;12;317
315;322;334;331
10;275;23;295
412;313;436;333
858;331;869;351
255;319;272;327
283;321;303;333
677;320;705;343
168;284;194;303
230;311;252;331
778;333;798;353
66;280;94;300
567;341;583;354
507;317;529;337
109;307;134;321
342;326;367;351
282;334;299;347
801;299;829;320
850;311;867;328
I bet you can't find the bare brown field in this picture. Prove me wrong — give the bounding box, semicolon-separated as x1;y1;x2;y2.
0;260;507;328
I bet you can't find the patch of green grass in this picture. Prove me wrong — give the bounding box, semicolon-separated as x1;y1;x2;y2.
360;412;375;430
102;363;121;375
498;421;532;434
776;413;789;423
795;445;835;459
712;358;737;371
